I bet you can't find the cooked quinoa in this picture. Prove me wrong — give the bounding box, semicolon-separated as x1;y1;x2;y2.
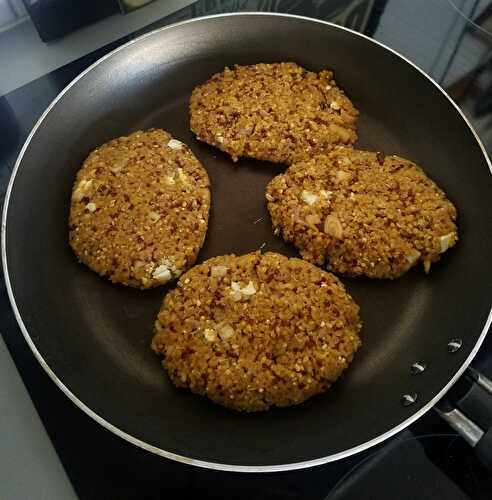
152;252;361;412
266;147;458;279
69;129;210;289
189;62;358;164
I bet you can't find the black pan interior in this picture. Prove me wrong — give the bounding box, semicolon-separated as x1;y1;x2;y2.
4;14;492;468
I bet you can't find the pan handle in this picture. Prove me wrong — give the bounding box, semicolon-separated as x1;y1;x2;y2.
435;367;492;469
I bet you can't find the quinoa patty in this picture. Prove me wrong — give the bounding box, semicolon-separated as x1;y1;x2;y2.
69;129;210;289
266;147;458;279
152;252;361;412
190;63;358;164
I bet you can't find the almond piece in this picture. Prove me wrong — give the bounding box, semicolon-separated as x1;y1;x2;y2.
211;265;228;278
324;215;343;239
167;139;183;150
204;328;216;342
72;179;94;202
240;281;256;296
301;190;319;206
218;324;235;341
149;211;160;223
439;233;456;253
152;265;172;282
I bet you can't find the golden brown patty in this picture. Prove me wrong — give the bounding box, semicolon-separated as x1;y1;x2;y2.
266;148;458;279
190;62;358;164
69;129;210;289
152;251;361;412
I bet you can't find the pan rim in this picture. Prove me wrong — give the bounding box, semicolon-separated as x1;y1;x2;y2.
2;11;492;473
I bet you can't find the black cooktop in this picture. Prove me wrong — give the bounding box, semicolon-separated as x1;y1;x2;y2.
1;1;492;498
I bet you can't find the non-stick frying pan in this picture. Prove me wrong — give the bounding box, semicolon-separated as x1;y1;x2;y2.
2;13;492;472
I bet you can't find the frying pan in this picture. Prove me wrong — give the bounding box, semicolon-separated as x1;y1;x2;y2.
2;13;492;472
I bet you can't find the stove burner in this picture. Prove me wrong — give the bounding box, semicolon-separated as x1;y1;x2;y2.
325;432;488;499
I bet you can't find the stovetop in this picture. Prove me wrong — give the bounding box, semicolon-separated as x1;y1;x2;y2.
1;1;492;499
